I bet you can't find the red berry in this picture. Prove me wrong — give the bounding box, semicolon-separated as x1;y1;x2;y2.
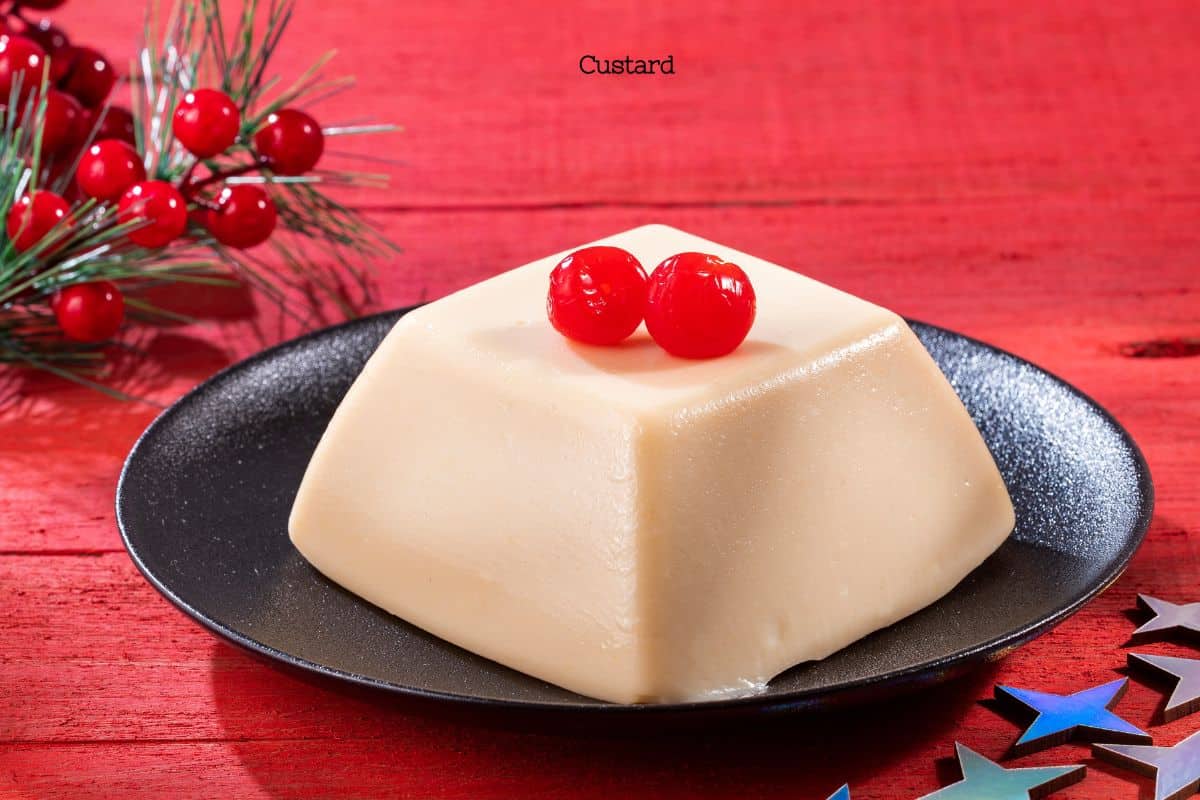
6;190;71;252
47;42;72;84
118;180;187;248
52;281;124;342
0;35;46;102
90;105;136;145
547;246;648;345
40;88;84;154
24;19;69;54
55;46;115;108
18;0;68;8
76;139;145;202
205;184;276;249
173;89;239;158
254;108;324;175
644;252;756;359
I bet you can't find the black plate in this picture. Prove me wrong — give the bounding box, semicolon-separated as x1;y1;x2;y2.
116;310;1153;719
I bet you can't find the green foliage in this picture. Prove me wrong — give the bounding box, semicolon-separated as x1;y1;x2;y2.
0;0;397;394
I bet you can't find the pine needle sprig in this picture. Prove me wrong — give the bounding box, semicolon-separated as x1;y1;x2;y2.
1;0;398;398
136;0;398;321
0;71;229;391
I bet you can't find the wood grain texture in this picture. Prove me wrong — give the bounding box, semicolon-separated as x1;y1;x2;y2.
2;0;1198;798
28;1;1200;207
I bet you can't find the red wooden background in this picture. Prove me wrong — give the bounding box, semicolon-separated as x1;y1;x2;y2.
2;1;1199;797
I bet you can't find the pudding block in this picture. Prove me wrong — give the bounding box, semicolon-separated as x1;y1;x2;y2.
289;224;1015;703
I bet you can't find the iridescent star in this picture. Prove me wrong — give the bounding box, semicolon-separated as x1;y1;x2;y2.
994;678;1149;755
1133;595;1200;641
825;786;850;800
1130;652;1200;722
918;742;1085;799
1095;728;1200;800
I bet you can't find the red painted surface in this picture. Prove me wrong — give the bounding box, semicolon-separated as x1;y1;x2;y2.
2;2;1199;798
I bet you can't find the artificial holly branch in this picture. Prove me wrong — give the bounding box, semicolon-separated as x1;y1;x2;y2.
0;0;396;397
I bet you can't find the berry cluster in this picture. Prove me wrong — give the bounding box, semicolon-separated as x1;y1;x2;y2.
0;2;328;343
547;246;756;359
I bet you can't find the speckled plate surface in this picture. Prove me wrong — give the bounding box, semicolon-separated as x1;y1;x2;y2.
116;309;1153;719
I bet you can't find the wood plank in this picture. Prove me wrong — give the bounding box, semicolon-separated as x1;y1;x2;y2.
0;734;1153;800
1;550;1196;800
45;1;1200;206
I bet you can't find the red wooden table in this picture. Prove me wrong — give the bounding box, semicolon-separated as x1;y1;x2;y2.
2;2;1199;798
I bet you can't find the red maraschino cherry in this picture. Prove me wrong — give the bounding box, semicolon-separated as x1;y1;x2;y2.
119;180;187;248
254;108;324;175
644;252;756;359
173;89;240;158
205;184;276;249
6;190;71;252
547;246;648;345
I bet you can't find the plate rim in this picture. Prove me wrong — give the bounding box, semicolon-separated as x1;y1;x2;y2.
116;309;1155;716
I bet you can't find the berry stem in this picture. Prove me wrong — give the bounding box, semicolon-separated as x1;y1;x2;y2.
179;159;263;200
179;160;201;192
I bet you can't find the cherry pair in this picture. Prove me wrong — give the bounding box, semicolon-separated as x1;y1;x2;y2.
547;246;756;359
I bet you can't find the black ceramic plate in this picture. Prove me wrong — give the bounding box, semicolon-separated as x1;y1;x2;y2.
117;310;1153;718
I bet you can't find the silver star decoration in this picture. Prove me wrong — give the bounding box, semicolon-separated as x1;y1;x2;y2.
918;742;1086;799
1095;728;1200;800
825;786;850;800
1130;652;1200;722
1133;595;1200;641
995;678;1149;755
